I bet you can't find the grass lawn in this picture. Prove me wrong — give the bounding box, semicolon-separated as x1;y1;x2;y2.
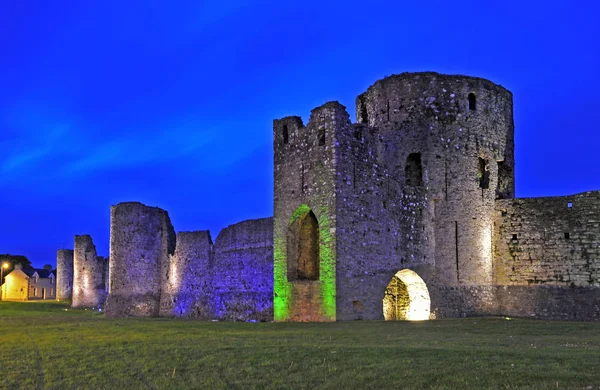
0;301;599;389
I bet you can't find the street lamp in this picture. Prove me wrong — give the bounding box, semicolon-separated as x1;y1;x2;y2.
1;262;9;300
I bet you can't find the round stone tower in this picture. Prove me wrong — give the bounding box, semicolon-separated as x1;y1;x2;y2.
355;72;514;316
56;249;74;300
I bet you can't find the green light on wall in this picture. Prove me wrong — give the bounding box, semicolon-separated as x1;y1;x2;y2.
290;204;311;224
274;204;336;321
273;236;291;321
317;210;336;319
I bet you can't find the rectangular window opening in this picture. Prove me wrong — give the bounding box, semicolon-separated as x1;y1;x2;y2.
496;161;513;199
283;124;289;144
319;128;326;146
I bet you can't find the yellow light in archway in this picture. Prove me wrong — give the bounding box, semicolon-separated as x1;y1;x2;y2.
383;269;431;321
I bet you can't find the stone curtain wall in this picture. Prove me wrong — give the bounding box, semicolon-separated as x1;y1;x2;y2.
494;192;600;287
105;202;176;317
212;217;273;321
490;191;600;320
56;249;74;300
106;201;273;320
160;219;273;321
160;230;213;318
72;235;105;308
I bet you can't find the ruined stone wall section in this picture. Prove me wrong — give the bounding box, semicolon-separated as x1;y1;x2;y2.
72;235;105;308
105;202;176;317
494;192;600;287
160;230;213;318
56;249;74;300
212;217;273;321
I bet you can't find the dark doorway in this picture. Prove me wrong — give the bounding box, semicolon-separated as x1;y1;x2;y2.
297;211;320;280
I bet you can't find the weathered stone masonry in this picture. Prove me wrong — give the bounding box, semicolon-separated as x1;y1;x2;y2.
274;72;600;321
159;218;273;321
72;235;106;308
493;192;600;320
104;72;600;321
106;202;273;320
56;249;74;300
105;202;176;317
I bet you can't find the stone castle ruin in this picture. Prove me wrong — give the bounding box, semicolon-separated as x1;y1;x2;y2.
57;235;109;308
103;202;273;320
61;72;600;321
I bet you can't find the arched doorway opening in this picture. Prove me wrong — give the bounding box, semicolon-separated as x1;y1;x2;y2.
297;210;319;280
383;269;430;321
287;205;320;281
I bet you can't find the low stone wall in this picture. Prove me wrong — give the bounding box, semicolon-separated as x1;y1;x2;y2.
496;285;600;321
429;285;498;318
429;284;600;321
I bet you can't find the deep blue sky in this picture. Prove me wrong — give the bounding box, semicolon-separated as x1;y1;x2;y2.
1;1;598;268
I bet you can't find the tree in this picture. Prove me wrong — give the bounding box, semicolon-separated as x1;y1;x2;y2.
0;254;32;285
43;264;53;271
0;254;32;270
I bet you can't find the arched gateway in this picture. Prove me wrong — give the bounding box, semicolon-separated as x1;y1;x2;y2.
382;269;431;321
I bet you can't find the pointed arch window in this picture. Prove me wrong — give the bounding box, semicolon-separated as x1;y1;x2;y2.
288;206;320;281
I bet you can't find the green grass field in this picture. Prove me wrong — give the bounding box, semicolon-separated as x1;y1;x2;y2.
0;301;599;389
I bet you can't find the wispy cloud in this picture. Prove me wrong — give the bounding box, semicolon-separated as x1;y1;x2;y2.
0;111;268;184
61;122;221;175
0;123;71;176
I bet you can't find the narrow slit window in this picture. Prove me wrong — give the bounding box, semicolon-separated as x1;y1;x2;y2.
359;96;369;124
564;232;570;239
478;157;490;189
567;202;573;209
496;161;513;199
319;128;326;146
468;93;476;110
512;234;518;240
405;153;423;186
283;125;289;144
